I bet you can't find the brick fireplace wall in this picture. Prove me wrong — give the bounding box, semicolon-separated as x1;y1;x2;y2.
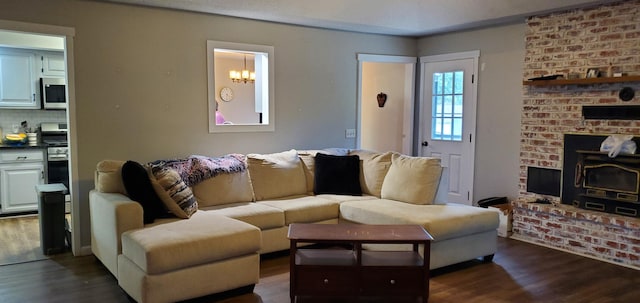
520;1;640;199
514;1;640;269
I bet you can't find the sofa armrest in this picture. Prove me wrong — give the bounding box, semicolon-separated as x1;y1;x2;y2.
89;190;143;277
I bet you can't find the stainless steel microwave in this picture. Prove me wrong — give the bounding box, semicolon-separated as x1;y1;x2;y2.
40;78;67;110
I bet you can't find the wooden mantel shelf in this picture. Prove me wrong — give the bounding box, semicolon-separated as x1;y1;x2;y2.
522;75;640;86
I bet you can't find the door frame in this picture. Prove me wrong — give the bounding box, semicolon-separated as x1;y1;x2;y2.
356;53;416;154
0;19;82;255
418;50;479;204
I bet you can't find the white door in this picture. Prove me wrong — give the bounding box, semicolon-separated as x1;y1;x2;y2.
357;54;416;154
419;51;478;205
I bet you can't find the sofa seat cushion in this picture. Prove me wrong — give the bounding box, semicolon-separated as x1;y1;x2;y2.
340;199;499;241
201;203;285;230
316;194;378;203
121;211;260;275
258;195;340;224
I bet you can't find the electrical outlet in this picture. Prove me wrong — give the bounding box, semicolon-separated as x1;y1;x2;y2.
345;129;356;138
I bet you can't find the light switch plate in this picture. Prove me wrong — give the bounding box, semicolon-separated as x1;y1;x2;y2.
345;129;356;138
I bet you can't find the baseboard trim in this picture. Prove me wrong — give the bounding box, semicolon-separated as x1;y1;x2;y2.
74;245;93;256
510;236;639;271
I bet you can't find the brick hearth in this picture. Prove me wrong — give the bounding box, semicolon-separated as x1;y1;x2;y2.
511;199;640;269
516;1;640;269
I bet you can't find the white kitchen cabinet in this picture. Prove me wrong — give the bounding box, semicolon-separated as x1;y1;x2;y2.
41;52;65;77
0;49;39;109
0;150;45;214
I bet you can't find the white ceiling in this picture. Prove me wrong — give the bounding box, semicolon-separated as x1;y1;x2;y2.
105;0;618;37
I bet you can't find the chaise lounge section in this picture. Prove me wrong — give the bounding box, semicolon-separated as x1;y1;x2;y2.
89;149;499;303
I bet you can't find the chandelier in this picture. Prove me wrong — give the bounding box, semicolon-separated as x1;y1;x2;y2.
229;55;255;84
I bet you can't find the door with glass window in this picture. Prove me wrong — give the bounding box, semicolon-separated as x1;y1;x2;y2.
420;52;478;205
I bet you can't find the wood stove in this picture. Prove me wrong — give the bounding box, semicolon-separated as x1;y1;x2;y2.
574;150;640;217
559;134;640;218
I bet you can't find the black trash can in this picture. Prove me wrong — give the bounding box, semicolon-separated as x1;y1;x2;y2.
36;183;68;255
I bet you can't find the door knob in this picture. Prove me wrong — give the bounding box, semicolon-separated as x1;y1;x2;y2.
421;141;429;147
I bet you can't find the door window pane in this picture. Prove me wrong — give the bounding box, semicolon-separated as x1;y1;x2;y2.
431;70;464;141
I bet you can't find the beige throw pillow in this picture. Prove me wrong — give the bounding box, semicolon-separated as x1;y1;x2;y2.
298;153;316;193
349;150;392;197
381;153;442;205
247;149;307;200
95;160;127;194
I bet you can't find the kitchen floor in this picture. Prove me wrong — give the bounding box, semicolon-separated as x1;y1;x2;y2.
0;214;71;266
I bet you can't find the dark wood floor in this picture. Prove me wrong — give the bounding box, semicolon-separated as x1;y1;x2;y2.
0;238;638;303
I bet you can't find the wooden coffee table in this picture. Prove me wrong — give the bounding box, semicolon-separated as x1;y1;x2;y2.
287;223;433;303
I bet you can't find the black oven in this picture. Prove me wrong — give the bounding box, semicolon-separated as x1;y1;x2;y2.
41;123;69;190
46;147;69;190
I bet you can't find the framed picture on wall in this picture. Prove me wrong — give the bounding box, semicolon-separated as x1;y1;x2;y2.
586;68;600;78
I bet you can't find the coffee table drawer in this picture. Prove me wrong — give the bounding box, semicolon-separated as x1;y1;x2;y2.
360;267;425;295
296;267;357;295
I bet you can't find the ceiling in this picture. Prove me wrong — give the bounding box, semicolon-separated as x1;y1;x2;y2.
104;0;617;37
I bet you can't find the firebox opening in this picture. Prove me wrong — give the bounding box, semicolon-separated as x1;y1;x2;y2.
527;167;561;197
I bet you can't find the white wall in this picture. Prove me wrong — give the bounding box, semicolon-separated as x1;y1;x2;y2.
361;62;407;153
0;0;416;248
417;23;525;204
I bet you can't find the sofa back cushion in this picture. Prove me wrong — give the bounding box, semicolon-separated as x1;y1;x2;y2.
349;150;392;197
381;153;442;205
298;152;316;194
247;149;307;200
192;170;255;207
95;160;127;194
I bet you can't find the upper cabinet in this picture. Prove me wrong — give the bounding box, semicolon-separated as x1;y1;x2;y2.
0;49;38;108
41;52;65;77
0;48;65;109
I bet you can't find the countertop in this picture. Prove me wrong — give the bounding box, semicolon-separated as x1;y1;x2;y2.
0;143;48;150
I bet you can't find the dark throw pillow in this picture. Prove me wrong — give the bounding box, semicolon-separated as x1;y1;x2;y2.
313;153;362;196
121;161;167;224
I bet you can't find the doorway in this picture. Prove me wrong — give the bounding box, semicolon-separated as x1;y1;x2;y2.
0;20;79;259
419;51;479;205
357;54;416;154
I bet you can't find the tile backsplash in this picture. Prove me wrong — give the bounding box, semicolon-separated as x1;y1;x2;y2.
0;109;66;135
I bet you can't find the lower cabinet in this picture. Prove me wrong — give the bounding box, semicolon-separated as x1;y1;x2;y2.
0;150;45;214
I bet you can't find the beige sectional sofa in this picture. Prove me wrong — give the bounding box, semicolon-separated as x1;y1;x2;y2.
89;149;499;303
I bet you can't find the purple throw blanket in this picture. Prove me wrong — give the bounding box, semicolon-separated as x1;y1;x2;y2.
148;154;247;187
